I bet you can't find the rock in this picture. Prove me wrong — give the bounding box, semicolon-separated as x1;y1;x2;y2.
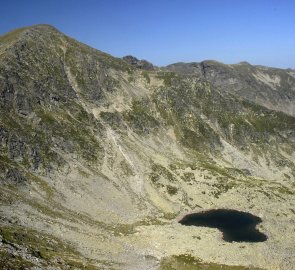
8;135;26;161
5;168;26;184
0;127;8;148
123;55;154;70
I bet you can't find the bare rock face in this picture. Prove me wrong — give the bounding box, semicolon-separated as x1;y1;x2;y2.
123;55;154;70
5;168;26;184
0;25;295;270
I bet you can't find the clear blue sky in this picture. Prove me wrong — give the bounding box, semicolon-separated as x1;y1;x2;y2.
1;0;295;68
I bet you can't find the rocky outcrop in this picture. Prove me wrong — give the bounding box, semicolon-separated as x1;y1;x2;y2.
123;55;154;70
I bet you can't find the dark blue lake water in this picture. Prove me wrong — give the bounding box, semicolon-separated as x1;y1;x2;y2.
179;209;267;242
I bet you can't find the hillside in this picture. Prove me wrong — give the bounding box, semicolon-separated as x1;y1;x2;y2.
0;25;295;270
167;61;295;116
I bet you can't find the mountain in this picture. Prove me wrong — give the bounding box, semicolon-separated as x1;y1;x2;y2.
122;55;155;70
167;61;295;116
0;24;295;270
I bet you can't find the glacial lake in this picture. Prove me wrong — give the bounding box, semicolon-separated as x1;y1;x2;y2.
179;209;267;242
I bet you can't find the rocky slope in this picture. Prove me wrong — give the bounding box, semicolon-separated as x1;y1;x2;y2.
0;24;295;270
167;61;295;116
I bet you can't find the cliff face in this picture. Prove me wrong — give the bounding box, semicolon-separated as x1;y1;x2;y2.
0;25;295;270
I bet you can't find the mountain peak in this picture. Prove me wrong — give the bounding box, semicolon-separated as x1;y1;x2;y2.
237;61;251;65
122;55;154;70
0;24;63;50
